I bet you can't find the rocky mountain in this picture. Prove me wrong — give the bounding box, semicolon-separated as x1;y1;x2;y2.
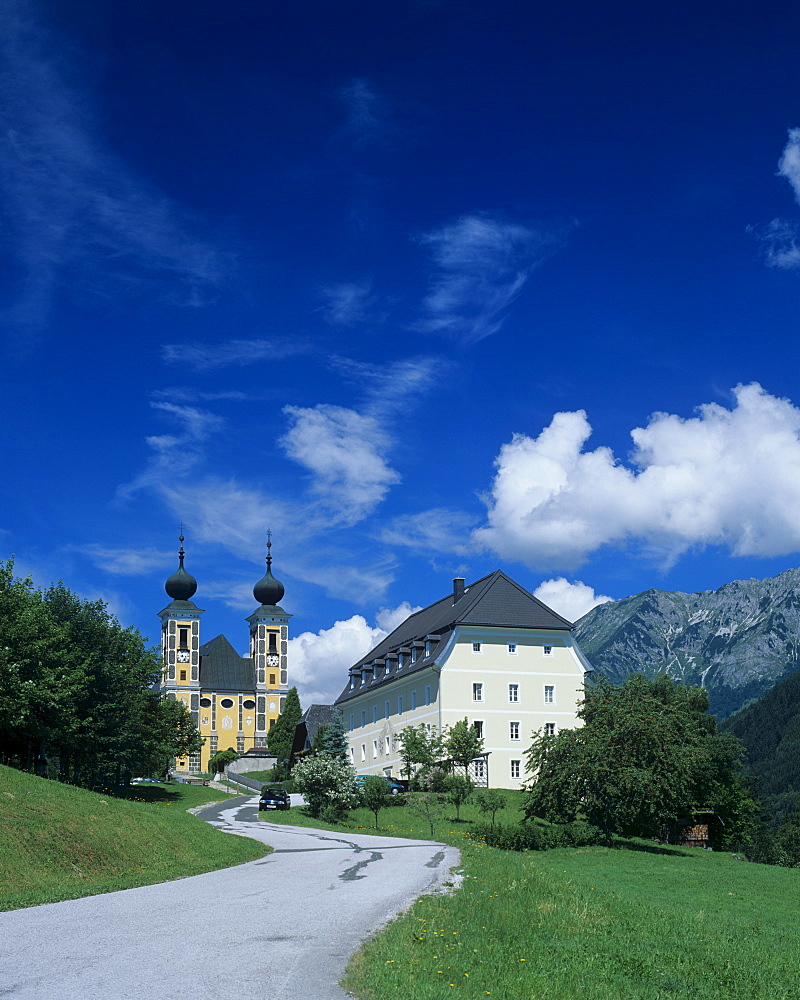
574;567;800;719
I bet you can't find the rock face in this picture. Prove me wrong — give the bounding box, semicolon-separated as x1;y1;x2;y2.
574;567;800;719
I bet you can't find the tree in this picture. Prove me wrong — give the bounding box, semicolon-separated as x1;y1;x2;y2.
443;773;473;820
360;776;391;828
524;674;756;845
209;748;239;779
444;718;484;779
404;791;447;838
266;687;303;773
322;710;349;761
397;724;442;780
475;788;506;827
291;755;357;818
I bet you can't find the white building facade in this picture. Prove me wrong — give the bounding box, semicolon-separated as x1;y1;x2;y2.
334;571;593;789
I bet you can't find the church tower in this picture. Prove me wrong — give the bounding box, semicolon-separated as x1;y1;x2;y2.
158;535;204;772
246;535;292;746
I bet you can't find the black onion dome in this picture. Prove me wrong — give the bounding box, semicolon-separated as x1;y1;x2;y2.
165;537;197;601
254;535;284;606
253;566;284;606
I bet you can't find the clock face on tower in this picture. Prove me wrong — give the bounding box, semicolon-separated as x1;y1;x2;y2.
177;649;190;663
266;653;280;666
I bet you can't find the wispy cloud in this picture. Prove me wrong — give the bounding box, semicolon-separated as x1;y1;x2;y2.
162;338;309;372
118;402;223;499
0;2;230;344
753;129;800;268
329;355;442;416
380;507;477;555
150;387;249;403
319;281;373;326
337;79;386;148
281;404;400;524
79;545;169;576
414;213;565;344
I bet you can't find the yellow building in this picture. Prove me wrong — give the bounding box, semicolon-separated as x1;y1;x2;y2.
158;535;291;774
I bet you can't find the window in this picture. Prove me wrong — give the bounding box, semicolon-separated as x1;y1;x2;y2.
545;722;556;736
472;682;483;702
472;641;482;653
544;685;554;704
243;699;256;710
361;744;366;762
349;713;355;732
372;739;378;759
398;653;404;668
425;685;431;707
411;690;417;710
543;645;553;656
349;746;355;762
508;642;517;654
178;627;189;648
510;759;521;780
384;662;390;676
269;673;276;685
179;670;187;681
411;648;417;664
508;683;519;703
350;677;355;690
472;720;484;738
268;631;278;652
509;721;520;741
424;640;431;658
199;697;212;708
473;758;486;780
397;695;404;715
372;705;378;724
384;700;390;720
360;709;366;728
385;736;391;756
220;697;234;709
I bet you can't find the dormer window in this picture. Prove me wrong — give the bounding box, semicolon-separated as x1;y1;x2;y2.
411;648;417;664
350;676;356;691
384;662;390;676
424;640;431;657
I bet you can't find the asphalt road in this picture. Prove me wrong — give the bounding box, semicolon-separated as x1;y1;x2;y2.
1;795;460;1000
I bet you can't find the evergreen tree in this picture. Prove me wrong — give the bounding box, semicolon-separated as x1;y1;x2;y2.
322;710;349;760
266;686;302;772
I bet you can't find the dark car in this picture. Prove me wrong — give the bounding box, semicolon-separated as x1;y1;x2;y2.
354;775;405;795
259;787;290;811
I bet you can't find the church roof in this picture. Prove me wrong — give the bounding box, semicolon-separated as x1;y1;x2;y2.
199;635;255;692
335;570;572;705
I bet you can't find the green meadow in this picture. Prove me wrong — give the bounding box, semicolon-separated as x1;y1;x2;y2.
0;765;269;910
260;795;800;999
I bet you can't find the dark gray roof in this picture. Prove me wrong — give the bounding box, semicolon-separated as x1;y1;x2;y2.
199;635;255;692
293;704;336;753
335;570;572;706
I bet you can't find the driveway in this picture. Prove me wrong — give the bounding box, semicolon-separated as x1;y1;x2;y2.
0;795;460;1000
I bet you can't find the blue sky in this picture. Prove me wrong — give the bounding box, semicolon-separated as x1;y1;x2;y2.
5;0;800;705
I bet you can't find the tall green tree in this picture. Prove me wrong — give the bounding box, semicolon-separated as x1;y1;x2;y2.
444;718;484;779
397;724;442;780
524;674;756;845
266;686;302;772
322;710;349;760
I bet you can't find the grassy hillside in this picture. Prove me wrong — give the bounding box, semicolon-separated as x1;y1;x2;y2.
260;795;800;999
0;765;269;910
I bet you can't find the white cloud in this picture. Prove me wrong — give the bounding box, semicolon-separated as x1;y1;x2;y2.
319;282;373;326
778;128;800;204
330;355;442;416
281;404;400;523
162;339;308;372
337;78;385;147
414;214;564;344
533;578;613;624
288;602;419;706
81;545;169;576
475;383;800;569
380;508;477;555
755;130;800;269
0;2;229;341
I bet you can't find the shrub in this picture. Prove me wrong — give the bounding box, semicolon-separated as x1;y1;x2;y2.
291;756;357;818
474;820;604;851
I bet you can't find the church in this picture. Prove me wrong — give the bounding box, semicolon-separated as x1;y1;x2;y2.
158;535;290;774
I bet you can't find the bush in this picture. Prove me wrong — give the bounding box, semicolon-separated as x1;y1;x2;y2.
474;820;604;851
291;755;357;818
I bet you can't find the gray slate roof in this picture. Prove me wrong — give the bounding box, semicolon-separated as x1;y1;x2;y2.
335;570;572;706
199;635;255;692
293;704;336;753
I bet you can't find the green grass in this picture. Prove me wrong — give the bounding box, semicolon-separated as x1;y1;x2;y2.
261;795;800;999
0;765;270;910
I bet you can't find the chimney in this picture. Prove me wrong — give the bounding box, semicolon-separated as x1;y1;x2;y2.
453;577;465;603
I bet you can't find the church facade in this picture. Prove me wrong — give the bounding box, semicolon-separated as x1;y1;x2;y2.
334;571;592;789
158;536;290;774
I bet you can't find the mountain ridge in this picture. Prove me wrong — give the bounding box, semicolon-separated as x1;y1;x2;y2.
574;566;800;718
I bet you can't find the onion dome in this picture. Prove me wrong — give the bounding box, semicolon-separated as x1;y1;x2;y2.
254;534;285;606
165;535;198;601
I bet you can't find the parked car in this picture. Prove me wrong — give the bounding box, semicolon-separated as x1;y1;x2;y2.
354;775;405;795
259;787;290;811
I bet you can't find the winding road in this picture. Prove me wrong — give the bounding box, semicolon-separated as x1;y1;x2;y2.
1;795;460;1000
